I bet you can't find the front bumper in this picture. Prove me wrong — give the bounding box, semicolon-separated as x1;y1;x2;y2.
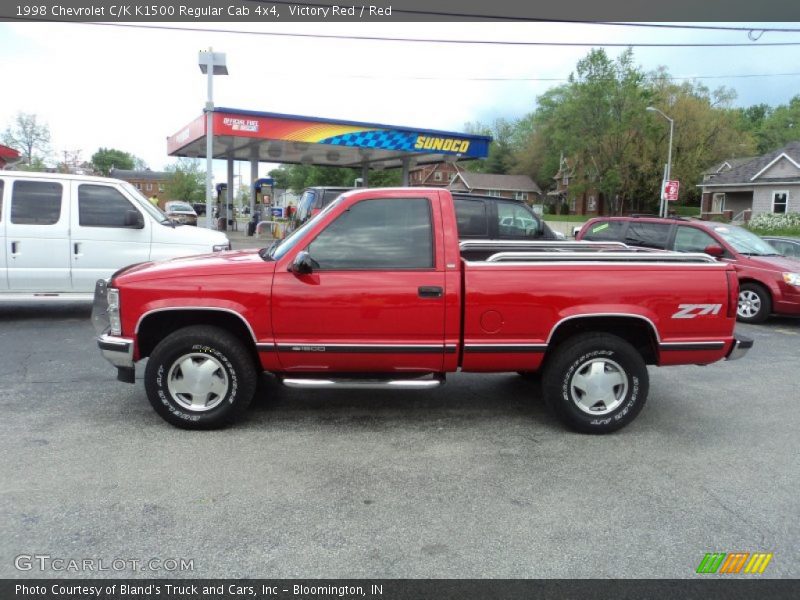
726;334;754;361
97;334;135;368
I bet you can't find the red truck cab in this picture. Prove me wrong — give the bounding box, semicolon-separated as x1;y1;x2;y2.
94;188;751;433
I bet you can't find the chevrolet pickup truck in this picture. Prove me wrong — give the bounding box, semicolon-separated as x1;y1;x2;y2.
93;188;752;433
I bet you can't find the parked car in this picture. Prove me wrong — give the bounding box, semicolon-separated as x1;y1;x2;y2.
452;193;559;241
762;236;800;260
94;188;749;433
576;216;800;324
164;201;198;226
0;171;230;300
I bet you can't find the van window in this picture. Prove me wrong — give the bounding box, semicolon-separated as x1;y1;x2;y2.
582;220;626;241
308;198;433;270
78;184;138;227
673;226;718;253
625;222;671;249
11;180;62;225
454;198;488;236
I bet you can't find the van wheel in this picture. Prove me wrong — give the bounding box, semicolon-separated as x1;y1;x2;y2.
542;333;648;434
144;326;257;429
737;283;771;324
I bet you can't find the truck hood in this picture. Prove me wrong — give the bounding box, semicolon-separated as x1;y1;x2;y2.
114;249;275;284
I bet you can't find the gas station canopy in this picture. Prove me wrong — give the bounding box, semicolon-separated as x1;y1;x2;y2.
167;108;492;169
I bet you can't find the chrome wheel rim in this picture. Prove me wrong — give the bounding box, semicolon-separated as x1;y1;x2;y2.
738;290;761;319
167;353;229;412
569;358;628;415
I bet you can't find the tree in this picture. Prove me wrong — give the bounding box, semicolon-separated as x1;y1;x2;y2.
2;112;51;166
463;118;517;174
91;148;136;176
164;160;206;202
754;95;800;153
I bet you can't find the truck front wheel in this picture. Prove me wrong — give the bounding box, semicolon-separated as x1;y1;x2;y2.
542;333;648;434
144;326;257;429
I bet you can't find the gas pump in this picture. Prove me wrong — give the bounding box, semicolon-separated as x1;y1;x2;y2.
215;183;236;231
249;178;275;237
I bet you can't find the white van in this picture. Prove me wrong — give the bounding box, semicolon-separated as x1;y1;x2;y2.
0;171;230;300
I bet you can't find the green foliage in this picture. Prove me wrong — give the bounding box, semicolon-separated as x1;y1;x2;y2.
2;112;51;166
91;147;136;176
164;159;206;202
747;212;800;236
752;95;800;154
268;164;401;192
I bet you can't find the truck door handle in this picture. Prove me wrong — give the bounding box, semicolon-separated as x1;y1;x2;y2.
10;241;19;255
74;242;81;256
418;286;443;298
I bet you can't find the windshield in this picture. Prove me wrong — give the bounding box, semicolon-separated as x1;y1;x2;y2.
167;202;194;212
122;182;168;222
269;195;345;260
711;225;779;256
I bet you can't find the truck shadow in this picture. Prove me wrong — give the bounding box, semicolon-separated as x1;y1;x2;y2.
0;302;92;322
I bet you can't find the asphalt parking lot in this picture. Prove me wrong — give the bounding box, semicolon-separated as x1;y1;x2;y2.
1;302;798;579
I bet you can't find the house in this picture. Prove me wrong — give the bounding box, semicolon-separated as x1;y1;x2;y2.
0;144;21;169
448;171;542;202
110;168;171;204
408;161;461;187
548;155;605;215
698;141;800;220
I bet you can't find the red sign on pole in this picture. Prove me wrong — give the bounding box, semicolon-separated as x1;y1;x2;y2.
664;180;680;202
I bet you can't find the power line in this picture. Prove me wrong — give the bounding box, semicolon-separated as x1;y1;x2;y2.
11;19;800;47
253;1;800;33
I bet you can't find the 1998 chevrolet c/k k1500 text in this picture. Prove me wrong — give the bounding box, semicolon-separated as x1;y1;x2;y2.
93;188;751;433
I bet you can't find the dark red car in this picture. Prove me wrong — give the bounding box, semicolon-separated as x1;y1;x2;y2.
577;216;800;323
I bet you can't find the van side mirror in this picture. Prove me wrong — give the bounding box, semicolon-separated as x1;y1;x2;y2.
289;251;319;275
125;210;144;229
704;244;724;258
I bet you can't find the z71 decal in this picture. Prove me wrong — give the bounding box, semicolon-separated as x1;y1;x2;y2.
672;304;723;319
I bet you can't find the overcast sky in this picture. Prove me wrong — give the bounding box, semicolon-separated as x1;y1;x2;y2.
2;20;799;182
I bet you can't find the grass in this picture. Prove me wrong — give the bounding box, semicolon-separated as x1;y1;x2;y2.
747;226;800;238
544;214;590;222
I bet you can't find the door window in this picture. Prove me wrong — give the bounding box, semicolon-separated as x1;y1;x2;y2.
78;184;138;227
11;181;62;225
673;226;718;253
624;222;671;249
308;198;433;270
454;198;488;236
582;220;625;241
496;202;539;238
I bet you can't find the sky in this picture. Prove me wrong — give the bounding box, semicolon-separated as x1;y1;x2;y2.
1;20;799;183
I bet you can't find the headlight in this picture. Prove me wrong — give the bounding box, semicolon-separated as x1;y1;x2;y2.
213;243;231;252
107;288;122;336
783;272;800;287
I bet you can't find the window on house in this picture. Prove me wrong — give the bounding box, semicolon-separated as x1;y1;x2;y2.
158;184;165;193
514;192;528;201
433;172;443;182
712;193;725;213
146;183;153;192
772;191;788;214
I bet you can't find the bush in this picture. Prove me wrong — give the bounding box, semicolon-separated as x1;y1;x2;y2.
747;212;800;236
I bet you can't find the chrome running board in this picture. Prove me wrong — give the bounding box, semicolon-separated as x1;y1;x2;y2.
281;375;444;390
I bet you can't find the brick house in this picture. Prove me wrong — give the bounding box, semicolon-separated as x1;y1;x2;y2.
698;141;800;221
548;156;605;215
110;168;171;205
408;161;461;187
448;171;542;202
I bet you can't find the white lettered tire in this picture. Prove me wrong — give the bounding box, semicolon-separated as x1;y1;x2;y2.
144;326;257;429
542;333;649;434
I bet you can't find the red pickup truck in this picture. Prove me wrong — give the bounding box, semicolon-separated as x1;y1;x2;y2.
93;188;751;433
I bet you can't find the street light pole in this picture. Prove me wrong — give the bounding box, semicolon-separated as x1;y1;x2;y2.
646;106;674;218
199;49;228;229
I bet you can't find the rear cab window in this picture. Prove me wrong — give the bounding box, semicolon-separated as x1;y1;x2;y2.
454;198;488;237
624;222;672;249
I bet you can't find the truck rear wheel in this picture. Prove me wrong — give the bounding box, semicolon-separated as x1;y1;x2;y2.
144;326;257;429
542;333;648;434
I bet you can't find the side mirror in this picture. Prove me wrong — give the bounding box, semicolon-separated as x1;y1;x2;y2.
125;210;144;229
289;251;319;275
704;244;724;258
